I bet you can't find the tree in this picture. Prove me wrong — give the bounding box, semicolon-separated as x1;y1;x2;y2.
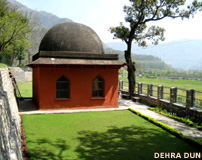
110;0;202;98
16;46;25;67
0;0;35;65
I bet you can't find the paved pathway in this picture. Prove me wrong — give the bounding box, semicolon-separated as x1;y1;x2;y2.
19;98;202;142
119;99;202;142
19;99;128;115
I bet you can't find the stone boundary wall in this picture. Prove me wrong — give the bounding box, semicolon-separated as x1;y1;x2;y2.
10;67;32;83
0;68;23;160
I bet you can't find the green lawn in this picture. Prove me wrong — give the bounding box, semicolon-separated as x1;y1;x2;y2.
17;81;32;97
23;110;200;160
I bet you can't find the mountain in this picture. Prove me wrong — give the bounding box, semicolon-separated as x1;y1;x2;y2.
36;11;72;29
7;0;72;29
106;39;202;70
104;47;172;70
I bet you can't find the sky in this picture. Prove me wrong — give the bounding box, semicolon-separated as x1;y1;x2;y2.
15;0;202;43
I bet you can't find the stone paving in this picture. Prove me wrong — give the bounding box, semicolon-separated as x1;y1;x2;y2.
19;98;202;142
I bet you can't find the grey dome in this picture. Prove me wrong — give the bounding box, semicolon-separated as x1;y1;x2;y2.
39;22;104;54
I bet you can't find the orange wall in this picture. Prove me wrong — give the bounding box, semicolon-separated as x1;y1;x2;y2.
33;67;40;108
33;65;120;109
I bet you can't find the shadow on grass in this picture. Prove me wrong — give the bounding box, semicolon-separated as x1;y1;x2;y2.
27;125;199;160
27;138;70;160
75;125;199;160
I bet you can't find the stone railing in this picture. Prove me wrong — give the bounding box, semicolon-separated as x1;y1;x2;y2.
0;68;23;160
119;80;202;122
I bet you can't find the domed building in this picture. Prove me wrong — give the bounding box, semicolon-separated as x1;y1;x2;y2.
29;22;123;109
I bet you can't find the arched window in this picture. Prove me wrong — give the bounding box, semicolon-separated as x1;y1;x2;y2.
92;76;104;97
56;76;70;98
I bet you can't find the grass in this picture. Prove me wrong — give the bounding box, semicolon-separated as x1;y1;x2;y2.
17;81;32;97
23;110;201;160
119;77;202;91
0;63;8;68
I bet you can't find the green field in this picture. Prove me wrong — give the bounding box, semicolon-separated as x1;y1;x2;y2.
17;81;32;97
138;78;202;104
119;77;202;107
23;110;200;160
119;77;202;91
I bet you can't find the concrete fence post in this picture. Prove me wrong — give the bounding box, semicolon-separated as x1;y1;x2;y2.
119;80;123;91
186;89;195;110
147;85;150;97
147;84;153;97
138;83;143;95
158;85;164;100
170;87;177;113
170;87;177;103
150;84;153;96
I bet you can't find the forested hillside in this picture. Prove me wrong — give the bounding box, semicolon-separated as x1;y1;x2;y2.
104;47;172;71
107;40;202;70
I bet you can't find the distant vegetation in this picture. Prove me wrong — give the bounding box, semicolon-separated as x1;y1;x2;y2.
0;63;8;68
119;65;202;80
137;69;202;79
105;48;171;71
